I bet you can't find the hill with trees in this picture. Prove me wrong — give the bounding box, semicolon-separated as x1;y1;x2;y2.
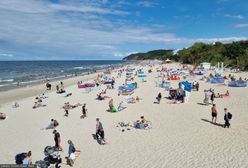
123;40;248;70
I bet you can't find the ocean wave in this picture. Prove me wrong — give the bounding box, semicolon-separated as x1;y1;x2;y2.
0;78;14;83
73;66;87;70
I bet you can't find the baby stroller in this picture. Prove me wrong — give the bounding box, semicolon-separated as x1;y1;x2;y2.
35;146;62;168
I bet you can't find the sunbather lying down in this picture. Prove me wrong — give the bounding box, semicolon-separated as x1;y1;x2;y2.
124;96;141;103
0;113;7;120
63;102;82;109
96;93;110;100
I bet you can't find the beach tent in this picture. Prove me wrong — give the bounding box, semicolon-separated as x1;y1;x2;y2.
165;59;172;63
179;81;192;92
228;80;247;87
206;76;224;84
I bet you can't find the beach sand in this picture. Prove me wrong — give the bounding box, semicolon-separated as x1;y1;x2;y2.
0;63;248;168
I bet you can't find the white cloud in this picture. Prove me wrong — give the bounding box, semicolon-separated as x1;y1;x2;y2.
114;51;139;57
49;3;129;15
234;23;248;28
137;1;158;7
0;53;13;57
224;14;244;19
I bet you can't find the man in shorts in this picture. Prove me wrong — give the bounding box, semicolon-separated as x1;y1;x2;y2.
211;104;217;124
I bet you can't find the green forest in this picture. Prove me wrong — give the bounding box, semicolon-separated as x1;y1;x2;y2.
123;40;248;70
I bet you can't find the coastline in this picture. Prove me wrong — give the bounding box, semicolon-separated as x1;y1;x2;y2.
0;64;126;105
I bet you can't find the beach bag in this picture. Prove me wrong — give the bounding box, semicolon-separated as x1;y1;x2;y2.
227;112;232;119
15;153;25;164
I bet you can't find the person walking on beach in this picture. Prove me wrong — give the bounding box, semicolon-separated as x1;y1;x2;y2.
67;140;76;166
211;104;217;124
53;130;63;152
81;104;87;119
156;92;162;104
96;118;105;144
224;108;232;128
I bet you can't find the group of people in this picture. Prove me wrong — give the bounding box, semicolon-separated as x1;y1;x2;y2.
211;104;232;128
63;102;82;117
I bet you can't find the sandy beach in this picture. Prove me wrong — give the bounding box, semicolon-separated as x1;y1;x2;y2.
0;63;248;168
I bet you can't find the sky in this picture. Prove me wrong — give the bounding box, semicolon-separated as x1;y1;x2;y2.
0;0;248;60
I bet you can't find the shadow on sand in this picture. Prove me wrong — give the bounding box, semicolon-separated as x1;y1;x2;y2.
197;103;208;106
201;119;224;127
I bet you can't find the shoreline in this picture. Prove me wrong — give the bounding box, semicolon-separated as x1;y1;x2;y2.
0;65;127;105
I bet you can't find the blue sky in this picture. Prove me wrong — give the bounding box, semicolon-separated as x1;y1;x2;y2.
0;0;247;60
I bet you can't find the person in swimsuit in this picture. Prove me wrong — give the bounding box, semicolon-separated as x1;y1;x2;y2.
211;104;217;123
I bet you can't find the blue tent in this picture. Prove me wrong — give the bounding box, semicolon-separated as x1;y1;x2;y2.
206;76;224;84
179;81;192;92
228;80;247;87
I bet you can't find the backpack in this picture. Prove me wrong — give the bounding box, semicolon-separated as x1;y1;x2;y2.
227;112;232;119
15;153;25;164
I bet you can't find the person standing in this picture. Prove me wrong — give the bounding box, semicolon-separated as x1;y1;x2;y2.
211;104;217;124
53;130;63;152
81;104;87;119
196;82;199;91
96;118;105;144
210;91;215;104
156;92;162;104
224;108;232;128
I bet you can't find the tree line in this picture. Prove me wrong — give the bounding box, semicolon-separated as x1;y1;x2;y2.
123;40;248;70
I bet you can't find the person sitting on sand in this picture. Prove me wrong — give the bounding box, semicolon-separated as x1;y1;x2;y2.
15;151;32;165
225;90;229;96
42;119;59;130
39;93;48;99
136;96;142;102
22;151;32;165
0;113;6;120
46;81;52;90
109;98;114;110
133;116;152;129
33;97;43;109
13;102;19;108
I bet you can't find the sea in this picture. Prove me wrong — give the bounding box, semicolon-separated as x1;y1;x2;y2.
0;60;124;91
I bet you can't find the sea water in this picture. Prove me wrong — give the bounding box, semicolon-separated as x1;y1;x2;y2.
0;60;123;91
